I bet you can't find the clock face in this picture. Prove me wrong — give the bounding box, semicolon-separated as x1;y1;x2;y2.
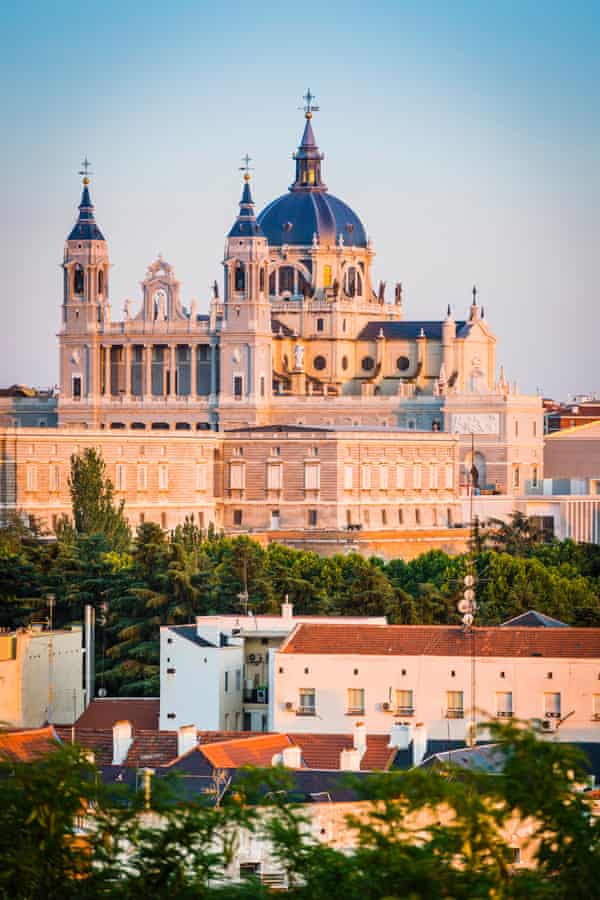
232;348;241;364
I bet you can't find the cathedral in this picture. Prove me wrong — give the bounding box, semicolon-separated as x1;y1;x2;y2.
1;94;543;549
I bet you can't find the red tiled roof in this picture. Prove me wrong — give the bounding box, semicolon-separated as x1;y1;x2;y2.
289;733;395;771
0;726;59;762
280;624;600;658
126;731;178;767
74;698;159;731
199;734;294;769
55;727;115;766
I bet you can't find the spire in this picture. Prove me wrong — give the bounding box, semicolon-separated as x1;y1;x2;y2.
469;284;481;321
291;89;326;192
67;158;105;241
227;156;264;238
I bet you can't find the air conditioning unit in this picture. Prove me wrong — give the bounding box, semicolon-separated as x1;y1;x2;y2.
382;701;391;712
542;719;556;732
256;688;267;703
284;701;294;710
248;653;257;663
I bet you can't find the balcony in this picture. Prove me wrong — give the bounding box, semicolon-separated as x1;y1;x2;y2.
395;706;415;717
243;687;268;705
346;707;365;716
496;710;513;718
295;707;316;717
446;708;465;719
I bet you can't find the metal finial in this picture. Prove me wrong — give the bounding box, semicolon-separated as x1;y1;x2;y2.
239;154;253;179
79;157;92;183
299;89;320;118
472;284;478;304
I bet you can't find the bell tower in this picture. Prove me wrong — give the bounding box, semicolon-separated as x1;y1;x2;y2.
59;159;110;424
219;159;272;424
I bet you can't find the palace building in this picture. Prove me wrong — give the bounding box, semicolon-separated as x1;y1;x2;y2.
0;93;543;547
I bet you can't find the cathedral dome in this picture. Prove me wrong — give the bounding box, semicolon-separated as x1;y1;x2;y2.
257;190;367;248
257;98;367;248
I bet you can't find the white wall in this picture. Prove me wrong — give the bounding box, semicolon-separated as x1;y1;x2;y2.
159;628;244;731
272;650;600;743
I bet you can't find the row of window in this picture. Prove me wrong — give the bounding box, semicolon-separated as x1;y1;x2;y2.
293;689;585;718
25;462;209;493
231;506;455;529
228;461;454;493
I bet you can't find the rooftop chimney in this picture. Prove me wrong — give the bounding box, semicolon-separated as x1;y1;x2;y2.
353;721;367;755
389;722;411;750
339;747;362;771
412;722;428;767
177;724;198;758
281;599;294;620
112;720;133;765
281;745;303;769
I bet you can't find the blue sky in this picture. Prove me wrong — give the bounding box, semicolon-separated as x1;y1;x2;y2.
2;0;598;398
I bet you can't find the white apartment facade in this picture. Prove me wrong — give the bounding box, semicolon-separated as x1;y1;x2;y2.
271;623;600;744
159;604;386;732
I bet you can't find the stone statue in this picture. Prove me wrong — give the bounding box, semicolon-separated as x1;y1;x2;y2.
395;282;403;305
124;298;132;320
378;281;386;303
189;298;197;321
294;342;305;370
332;278;340;299
212;279;219;300
302;278;312;300
156;290;166;321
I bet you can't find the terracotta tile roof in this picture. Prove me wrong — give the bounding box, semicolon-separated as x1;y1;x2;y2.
74;698;159;730
289;733;395;771
0;726;59;762
199;734;294;769
55;727;115;766
126;730;178;767
280;624;600;658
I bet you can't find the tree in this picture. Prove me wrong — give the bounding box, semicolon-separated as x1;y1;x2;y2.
481;511;544;557
68;448;130;551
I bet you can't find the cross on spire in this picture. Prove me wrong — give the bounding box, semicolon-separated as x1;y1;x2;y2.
239;153;253;182
472;284;478;305
300;88;320;118
79;157;92;182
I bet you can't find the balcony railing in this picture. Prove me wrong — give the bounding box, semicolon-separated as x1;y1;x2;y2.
296;707;316;716
395;706;415;717
243;688;268;704
346;707;365;716
496;710;513;718
446;708;465;719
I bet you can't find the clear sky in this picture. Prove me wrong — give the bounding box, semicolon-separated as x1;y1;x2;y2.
2;0;598;399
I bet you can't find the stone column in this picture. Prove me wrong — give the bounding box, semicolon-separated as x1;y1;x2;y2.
210;343;217;401
104;345;111;396
145;345;152;397
169;344;176;396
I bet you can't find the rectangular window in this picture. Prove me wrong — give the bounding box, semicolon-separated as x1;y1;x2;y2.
304;462;320;491
72;376;82;399
396;465;405;490
235;669;242;692
532;466;539;488
379;465;389;490
395;689;414;715
413;464;422;490
361;465;371;490
347;688;365;715
429;465;438;490
343;463;354;491
382;508;387;525
229;461;246;491
398;508;404;525
233;509;243;526
307;509;318;527
49;463;60;492
445;463;454;489
267;462;283;491
195;462;207;491
593;695;600;719
544;692;561;718
533;420;537;437
446;690;464;718
363;508;370;525
260;375;265;398
26;464;37;492
158;463;169;491
496;692;513;718
137;464;148;491
115;463;126;491
323;265;332;288
270;509;280;529
233;375;243;399
513;467;520;489
298;688;316;715
224;671;230;693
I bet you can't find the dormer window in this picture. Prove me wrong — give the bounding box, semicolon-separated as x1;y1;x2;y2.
283;222;294;233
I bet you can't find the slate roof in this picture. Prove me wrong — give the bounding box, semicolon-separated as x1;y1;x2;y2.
0;726;60;762
357;321;467;341
168;625;215;647
74;698;160;731
280;624;600;658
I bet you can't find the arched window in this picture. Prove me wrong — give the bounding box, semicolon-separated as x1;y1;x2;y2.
346;267;357;297
341;356;349;371
234;263;245;292
269;270;276;295
316;318;324;332
361;356;375;372
323;265;332;289
278;267;294;294
259;266;266;293
98;269;104;295
73;264;84;295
